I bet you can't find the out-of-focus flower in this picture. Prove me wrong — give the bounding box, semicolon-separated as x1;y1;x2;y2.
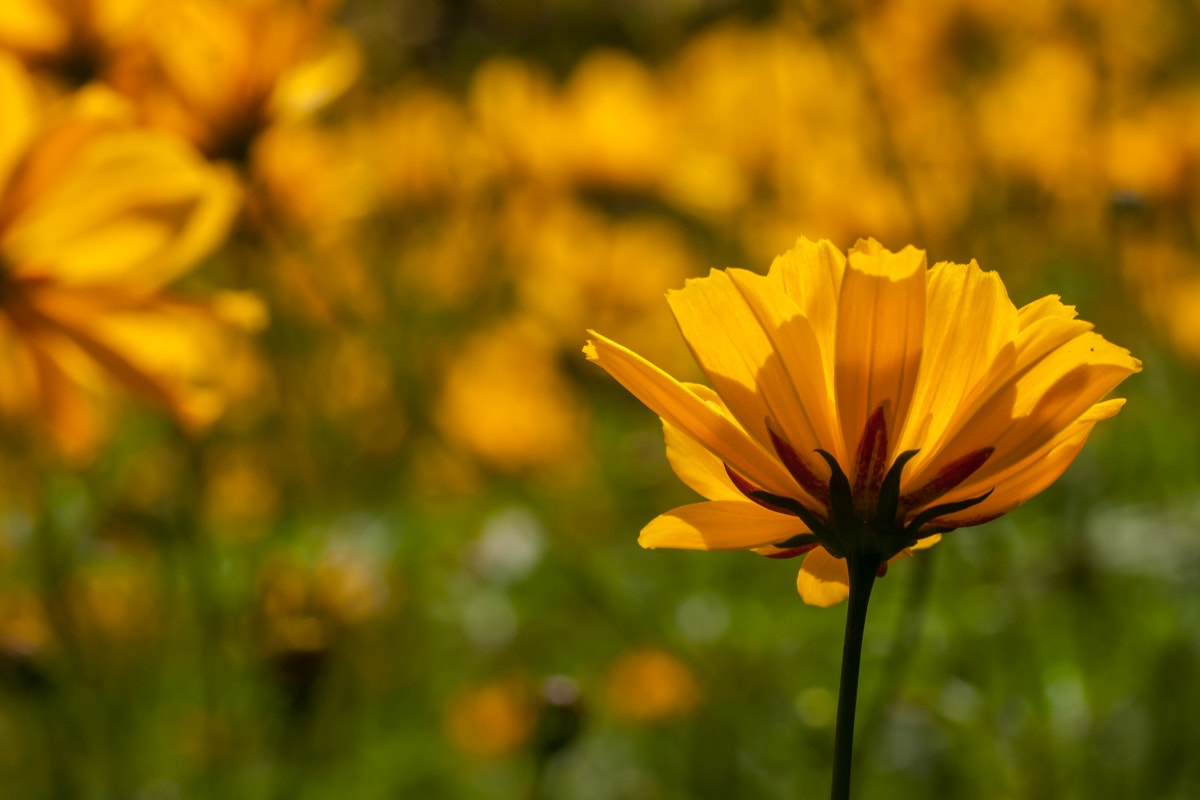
557;50;671;189
585;237;1140;605
504;195;699;376
438;321;587;473
0;55;245;459
0;0;157;84
444;677;535;759
605;648;701;723
0;586;51;657
1104;103;1194;200
257;547;389;655
1120;238;1200;360
370;87;491;206
67;558;160;642
251;122;375;244
108;0;359;162
469;58;566;185
976;43;1097;201
204;445;279;538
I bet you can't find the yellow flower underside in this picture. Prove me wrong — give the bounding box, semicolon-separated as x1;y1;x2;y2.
584;237;1140;605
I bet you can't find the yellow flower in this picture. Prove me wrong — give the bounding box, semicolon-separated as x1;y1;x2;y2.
585;238;1140;606
107;0;359;162
0;55;242;458
439;321;586;474
605;647;702;723
0;0;156;83
444;678;535;759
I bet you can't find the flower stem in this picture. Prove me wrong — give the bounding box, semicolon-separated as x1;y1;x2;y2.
830;556;879;800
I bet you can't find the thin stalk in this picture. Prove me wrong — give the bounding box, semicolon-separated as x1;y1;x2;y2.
830;556;879;800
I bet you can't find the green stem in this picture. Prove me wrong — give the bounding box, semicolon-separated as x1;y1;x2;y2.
830;556;879;800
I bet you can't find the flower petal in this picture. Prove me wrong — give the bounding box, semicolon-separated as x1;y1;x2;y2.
726;265;844;465
662;387;743;502
897;260;1017;464
666;268;831;473
907;285;1138;490
639;500;807;551
5;123;240;292
836;239;926;463
0;53;38;196
922;331;1138;489
911;533;941;550
927;399;1125;527
796;547;850;607
768;237;845;392
584;332;799;497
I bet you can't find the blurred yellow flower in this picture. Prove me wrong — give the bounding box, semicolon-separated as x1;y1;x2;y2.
0;586;51;658
444;678;535;759
0;0;156;83
505;195;700;376
439;322;587;473
605;647;701;723
251;122;375;244
67;559;161;642
558;49;671;189
108;0;359;161
0;55;244;458
585;237;1140;606
976;42;1097;200
258;548;389;655
204;445;279;538
370;86;492;206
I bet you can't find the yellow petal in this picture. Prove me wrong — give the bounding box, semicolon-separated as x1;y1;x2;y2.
584;332;799;498
0;1;67;59
796;547;850;607
767;237;845;393
271;30;361;121
0;53;38;195
640;500;807;551
930;399;1125;525
662;386;743;502
911;533;942;550
5;128;240;291
0;318;37;420
919;329;1138;491
25;286;245;431
665;270;778;446
726;266;843;464
836;239;926;462
897;261;1017;466
23;327;108;462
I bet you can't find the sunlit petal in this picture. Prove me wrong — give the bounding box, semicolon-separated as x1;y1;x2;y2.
835;239;926;462
640;501;807;551
585;331;799;497
796;547;850;607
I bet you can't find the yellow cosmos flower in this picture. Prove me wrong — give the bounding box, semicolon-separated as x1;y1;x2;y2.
0;0;156;83
0;55;242;458
585;238;1141;606
107;0;360;162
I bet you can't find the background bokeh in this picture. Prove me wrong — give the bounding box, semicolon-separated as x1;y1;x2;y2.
0;0;1198;798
